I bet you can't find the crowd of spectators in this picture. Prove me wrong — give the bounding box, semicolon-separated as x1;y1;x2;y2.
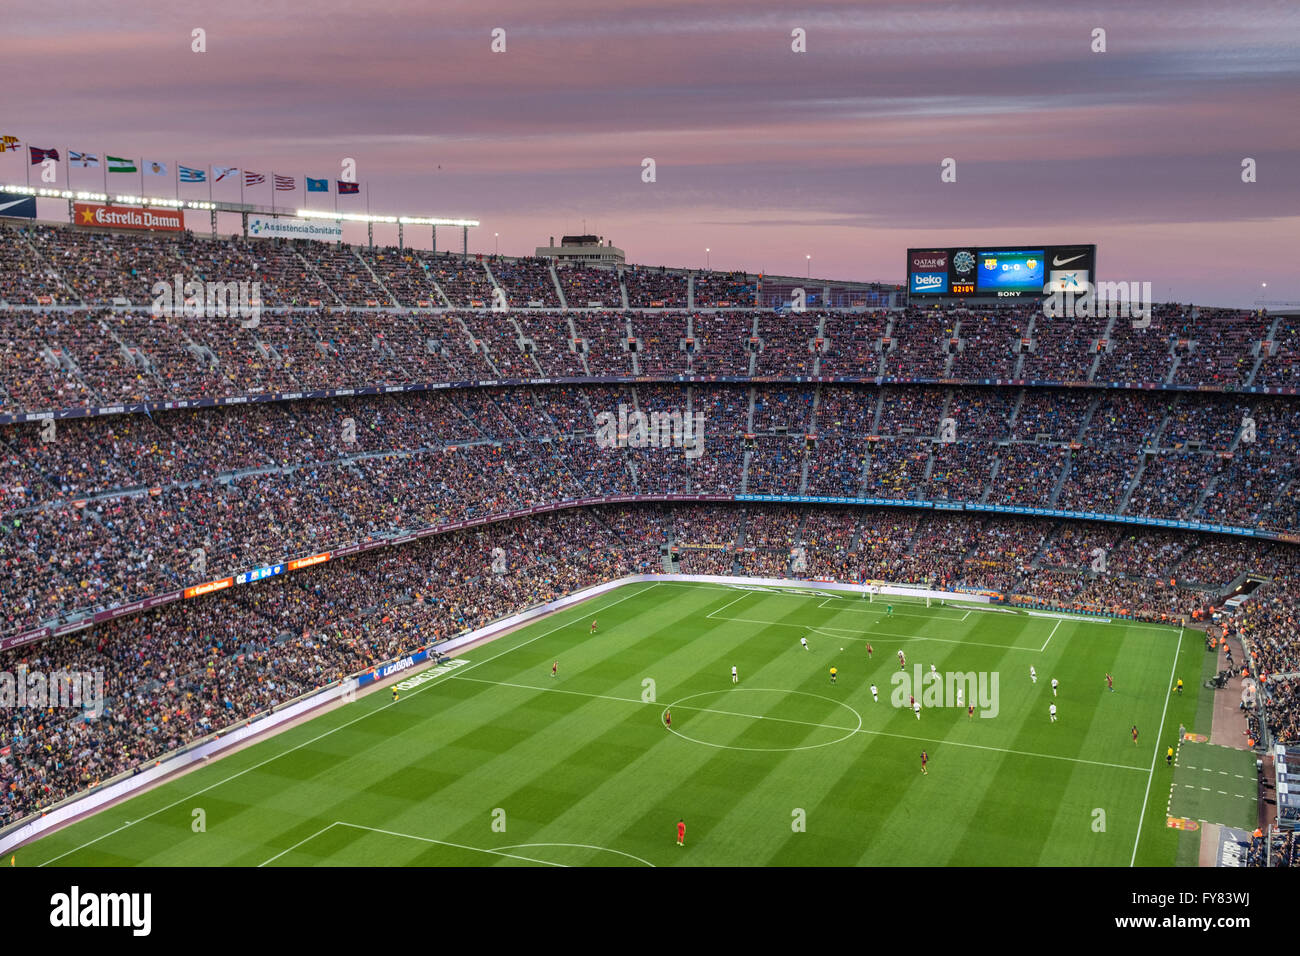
5;382;1300;637
487;256;562;309
1247;830;1297;868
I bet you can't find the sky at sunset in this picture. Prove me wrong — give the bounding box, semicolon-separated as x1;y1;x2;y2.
3;0;1298;306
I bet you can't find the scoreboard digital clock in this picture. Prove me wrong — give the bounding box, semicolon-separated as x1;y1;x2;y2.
907;244;1096;300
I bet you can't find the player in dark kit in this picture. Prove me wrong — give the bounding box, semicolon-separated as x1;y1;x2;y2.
664;709;672;729
677;819;686;846
1132;725;1139;746
1106;673;1114;693
551;660;558;678
590;619;598;634
968;704;974;720
920;751;928;775
866;643;873;659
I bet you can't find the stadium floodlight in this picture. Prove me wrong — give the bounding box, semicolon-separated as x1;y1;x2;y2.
113;195;186;208
398;216;479;227
75;192;108;202
296;208;395;223
294;208;479;227
0;183;37;195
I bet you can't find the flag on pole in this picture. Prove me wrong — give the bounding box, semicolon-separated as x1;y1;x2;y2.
273;174;295;191
243;171;265;186
107;155;137;173
337;181;359;195
306;177;329;193
70;151;100;167
179;164;206;183
29;146;59;164
213;166;238;182
143;160;168;176
0;135;20;152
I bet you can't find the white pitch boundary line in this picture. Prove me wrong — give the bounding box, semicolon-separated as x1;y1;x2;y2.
36;581;661;867
1129;626;1184;867
447;673;1148;773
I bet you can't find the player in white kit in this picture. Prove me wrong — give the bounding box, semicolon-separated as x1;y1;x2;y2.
913;700;921;720
1051;677;1058;697
1030;665;1037;684
800;637;809;651
1049;703;1057;723
956;686;964;707
731;665;738;684
870;683;879;702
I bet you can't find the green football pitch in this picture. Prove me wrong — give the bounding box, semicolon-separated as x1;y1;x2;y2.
22;579;1218;867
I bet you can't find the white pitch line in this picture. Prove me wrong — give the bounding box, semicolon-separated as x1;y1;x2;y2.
331;822;568;867
716;613;1039;651
814;601;970;623
36;582;661;867
258;821;342;867
1041;619;1063;652
705;593;750;620
1129;626;1183;868
447;673;1148;773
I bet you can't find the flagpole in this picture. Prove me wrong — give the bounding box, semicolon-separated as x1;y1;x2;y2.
102;152;107;196
208;166;212;205
271;171;275;216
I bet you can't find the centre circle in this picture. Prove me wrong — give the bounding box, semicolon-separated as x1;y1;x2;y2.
662;688;862;752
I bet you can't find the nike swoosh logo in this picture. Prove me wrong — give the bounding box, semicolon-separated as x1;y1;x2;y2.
1053;254;1085;266
0;199;31;214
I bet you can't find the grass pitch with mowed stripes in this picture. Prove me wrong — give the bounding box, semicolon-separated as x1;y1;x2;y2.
22;580;1213;867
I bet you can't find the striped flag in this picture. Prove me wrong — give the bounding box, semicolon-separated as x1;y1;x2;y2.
0;135;20;152
178;164;206;183
244;171;265;186
213;166;238;182
273;174;295;191
107;155;137;174
28;146;59;165
337;180;360;195
69;151;100;167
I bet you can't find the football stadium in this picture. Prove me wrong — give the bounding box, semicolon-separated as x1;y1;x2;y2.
0;2;1296;924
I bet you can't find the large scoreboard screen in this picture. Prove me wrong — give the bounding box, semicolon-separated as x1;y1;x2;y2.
907;244;1095;299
